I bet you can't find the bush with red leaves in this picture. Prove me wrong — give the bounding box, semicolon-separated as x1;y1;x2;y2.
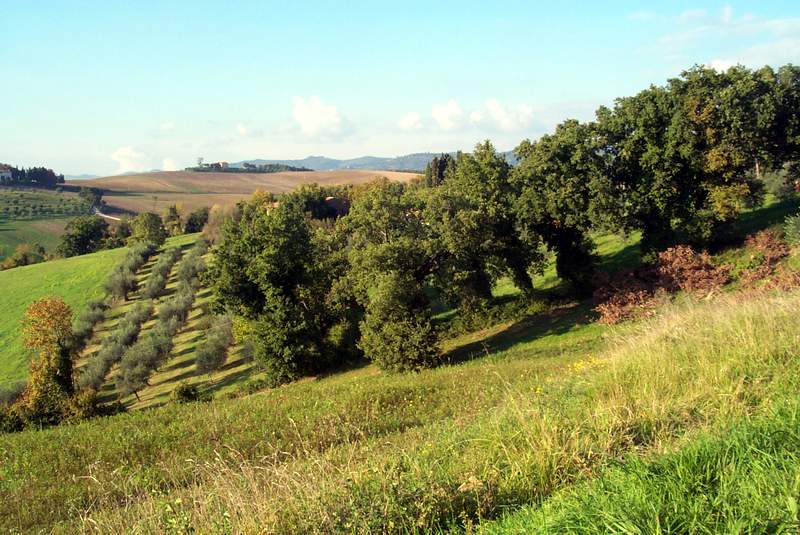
655;245;731;294
593;245;730;324
739;229;795;289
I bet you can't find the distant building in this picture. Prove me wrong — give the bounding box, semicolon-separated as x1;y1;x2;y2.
0;170;12;183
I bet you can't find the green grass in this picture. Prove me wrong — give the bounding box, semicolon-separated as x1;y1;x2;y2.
0;186;89;221
0;186;93;260
0;217;71;260
481;410;800;534
0;246;129;387
2;199;799;533
3;287;799;533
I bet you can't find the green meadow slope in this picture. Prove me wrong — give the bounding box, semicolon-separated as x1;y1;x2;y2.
2;284;799;533
0;246;127;386
1;199;800;533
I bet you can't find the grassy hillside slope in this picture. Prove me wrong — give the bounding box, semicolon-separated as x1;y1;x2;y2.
2;287;799;533
0;246;128;386
69;169;420;213
0;218;70;260
2;198;799;533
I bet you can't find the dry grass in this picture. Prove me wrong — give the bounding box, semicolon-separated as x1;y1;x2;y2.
4;288;797;533
68;170;420;213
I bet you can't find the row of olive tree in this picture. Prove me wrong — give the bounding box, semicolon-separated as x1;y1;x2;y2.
116;241;207;398
76;300;154;391
141;246;182;299
104;242;158;300
209;64;800;384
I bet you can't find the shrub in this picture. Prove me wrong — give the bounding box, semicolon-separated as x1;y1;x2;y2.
593;245;730;324
762;165;798;201
129;213;168;246
104;266;137;300
171;382;209;403
0;381;25;408
0;405;24;433
195;315;234;375
76;301;153;391
72;298;109;350
738;229;793;288
655;245;731;294
784;213;800;247
140;246;181;299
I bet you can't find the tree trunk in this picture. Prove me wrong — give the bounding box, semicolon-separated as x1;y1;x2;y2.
755;158;761;180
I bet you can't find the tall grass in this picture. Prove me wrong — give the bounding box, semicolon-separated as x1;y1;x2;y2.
2;289;799;532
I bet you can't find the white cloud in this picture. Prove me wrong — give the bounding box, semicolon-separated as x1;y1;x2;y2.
647;6;800;69
292;95;350;140
708;58;736;71
234;122;264;139
470;99;534;132
432;99;463;130
159;121;175;131
733;37;800;67
398;112;422;130
110;146;148;174
162;157;179;171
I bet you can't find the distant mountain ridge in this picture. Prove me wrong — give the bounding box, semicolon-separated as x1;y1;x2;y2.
234;151;517;172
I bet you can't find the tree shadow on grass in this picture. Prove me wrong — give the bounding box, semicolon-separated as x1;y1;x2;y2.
727;198;800;242
204;366;256;394
442;300;597;365
597;240;642;274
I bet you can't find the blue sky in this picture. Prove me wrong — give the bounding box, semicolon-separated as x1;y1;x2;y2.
2;1;799;175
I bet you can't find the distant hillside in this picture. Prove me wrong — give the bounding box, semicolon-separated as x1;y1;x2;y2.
67;169;419;213
64;174;100;180
234;151;518;171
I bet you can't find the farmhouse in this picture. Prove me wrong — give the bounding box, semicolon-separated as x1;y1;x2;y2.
0;166;13;183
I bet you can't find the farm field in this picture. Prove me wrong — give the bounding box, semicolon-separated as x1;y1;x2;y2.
0;186;92;259
0;186;89;220
69;169;420;213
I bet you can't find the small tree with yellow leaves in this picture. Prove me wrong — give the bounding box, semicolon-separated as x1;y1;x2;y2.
16;296;75;426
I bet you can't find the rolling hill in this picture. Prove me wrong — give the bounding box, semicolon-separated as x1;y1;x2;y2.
2;198;800;533
234;150;518;171
68;169;419;213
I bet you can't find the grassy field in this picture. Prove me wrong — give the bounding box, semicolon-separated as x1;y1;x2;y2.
0;247;130;387
0;217;71;260
2;199;799;533
68;169;420;213
2;285;798;533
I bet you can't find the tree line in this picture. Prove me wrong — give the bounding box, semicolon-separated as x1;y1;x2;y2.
0;164;64;187
209;64;800;385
